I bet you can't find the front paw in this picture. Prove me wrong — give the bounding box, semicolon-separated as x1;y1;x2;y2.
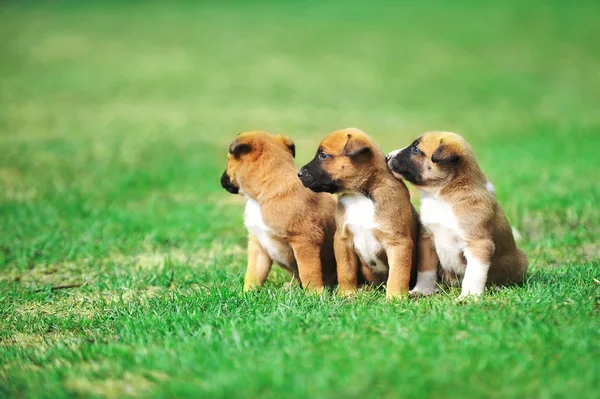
456;291;482;302
305;285;324;295
338;288;357;298
409;284;438;297
386;291;408;301
243;283;259;292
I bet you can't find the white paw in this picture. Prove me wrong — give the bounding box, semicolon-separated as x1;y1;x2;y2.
456;291;482;302
410;271;438;296
409;284;438;296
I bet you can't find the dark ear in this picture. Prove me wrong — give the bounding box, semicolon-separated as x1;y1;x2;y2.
431;143;460;164
229;142;252;158
276;134;295;158
343;134;371;157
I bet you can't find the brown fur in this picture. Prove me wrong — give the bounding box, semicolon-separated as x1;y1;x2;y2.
300;128;419;299
388;131;528;296
222;131;337;292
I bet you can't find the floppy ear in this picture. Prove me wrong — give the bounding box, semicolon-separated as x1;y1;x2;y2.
229;141;252;158
276;134;295;158
343;134;371;157
431;143;460;164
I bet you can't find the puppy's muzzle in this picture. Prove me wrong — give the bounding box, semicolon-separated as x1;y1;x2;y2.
386;149;401;171
386;150;421;185
298;168;315;185
221;170;239;194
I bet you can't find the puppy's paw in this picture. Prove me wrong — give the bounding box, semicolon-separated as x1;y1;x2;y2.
386;291;408;301
338;288;358;299
243;283;259;292
456;291;482;302
305;286;324;296
409;285;438;297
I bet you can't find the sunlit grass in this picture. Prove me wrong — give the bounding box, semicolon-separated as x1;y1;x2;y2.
1;1;599;398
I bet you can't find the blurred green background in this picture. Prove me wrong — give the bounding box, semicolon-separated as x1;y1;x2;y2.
1;1;599;398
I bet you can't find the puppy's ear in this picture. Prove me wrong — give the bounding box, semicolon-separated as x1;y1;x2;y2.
431;142;460;164
229;141;252;158
276;134;295;158
343;134;371;157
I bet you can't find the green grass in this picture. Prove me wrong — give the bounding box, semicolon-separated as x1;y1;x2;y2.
1;1;599;398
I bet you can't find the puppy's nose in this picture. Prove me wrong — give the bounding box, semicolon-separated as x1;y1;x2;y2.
298;169;304;178
385;154;391;161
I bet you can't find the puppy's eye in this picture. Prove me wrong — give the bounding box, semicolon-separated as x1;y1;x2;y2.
319;152;331;161
411;145;421;155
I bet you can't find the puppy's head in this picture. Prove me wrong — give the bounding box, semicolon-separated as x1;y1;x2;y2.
298;128;384;194
221;131;295;196
386;131;470;190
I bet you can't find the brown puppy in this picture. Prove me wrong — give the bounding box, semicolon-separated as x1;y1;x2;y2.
386;131;528;299
298;128;419;299
221;131;337;292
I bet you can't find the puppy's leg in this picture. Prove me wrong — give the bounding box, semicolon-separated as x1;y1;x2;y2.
386;238;414;300
291;241;324;293
244;235;273;291
334;232;359;296
459;239;494;299
410;228;439;296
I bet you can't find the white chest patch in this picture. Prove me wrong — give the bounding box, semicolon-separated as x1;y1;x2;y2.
340;194;387;273
420;193;466;275
244;199;293;268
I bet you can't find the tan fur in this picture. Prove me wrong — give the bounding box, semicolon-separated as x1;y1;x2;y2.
315;128;418;299
390;131;527;294
224;131;337;292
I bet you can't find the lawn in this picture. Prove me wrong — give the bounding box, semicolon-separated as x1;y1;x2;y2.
1;0;599;398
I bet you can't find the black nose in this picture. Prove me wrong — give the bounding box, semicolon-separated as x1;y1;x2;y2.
298;169;304;178
385;154;391;161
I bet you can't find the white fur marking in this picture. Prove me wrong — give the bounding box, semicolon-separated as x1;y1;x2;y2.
458;248;490;299
340;194;387;273
419;193;466;276
244;199;292;267
485;181;495;195
386;147;405;159
410;271;438;296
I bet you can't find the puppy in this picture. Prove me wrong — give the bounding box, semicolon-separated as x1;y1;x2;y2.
298;128;419;299
387;131;528;299
221;131;337;292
